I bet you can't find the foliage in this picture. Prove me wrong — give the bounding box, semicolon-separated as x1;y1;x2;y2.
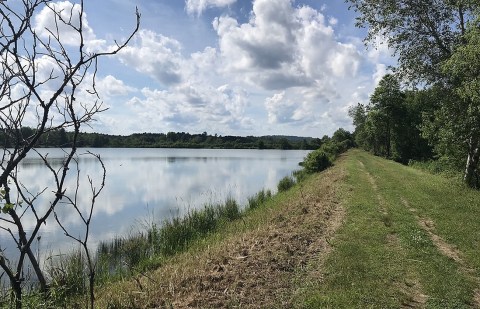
247;189;272;210
346;0;478;82
300;150;332;173
298;127;354;174
0;129;322;150
277;176;296;192
440;18;480;186
349;75;433;164
347;0;480;187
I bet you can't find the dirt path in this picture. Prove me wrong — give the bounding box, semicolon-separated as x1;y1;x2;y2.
98;163;347;308
401;198;480;307
357;159;429;308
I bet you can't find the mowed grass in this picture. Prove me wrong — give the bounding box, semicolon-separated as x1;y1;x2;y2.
88;149;480;308
299;149;480;308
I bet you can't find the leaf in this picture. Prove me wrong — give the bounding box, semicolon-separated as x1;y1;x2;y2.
2;203;14;214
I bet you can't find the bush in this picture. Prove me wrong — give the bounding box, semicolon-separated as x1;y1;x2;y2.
293;169;308;182
300;149;332;173
277;176;295;192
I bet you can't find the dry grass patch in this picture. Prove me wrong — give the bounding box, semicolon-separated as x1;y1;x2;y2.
96;164;346;308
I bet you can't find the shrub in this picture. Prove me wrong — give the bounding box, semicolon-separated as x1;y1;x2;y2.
293;169;308;182
300;149;332;173
277;176;295;192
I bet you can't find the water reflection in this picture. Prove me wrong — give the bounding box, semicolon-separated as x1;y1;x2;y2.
1;148;309;255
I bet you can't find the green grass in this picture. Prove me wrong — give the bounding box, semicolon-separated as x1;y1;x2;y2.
95;195;258;278
1;180;288;308
13;149;480;308
22;182;286;307
298;149;479;308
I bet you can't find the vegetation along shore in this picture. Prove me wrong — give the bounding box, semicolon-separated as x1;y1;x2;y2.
94;149;480;308
2;0;480;308
5;133;480;308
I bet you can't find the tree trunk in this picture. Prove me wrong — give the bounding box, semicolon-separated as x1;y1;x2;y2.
386;119;391;158
11;279;22;309
464;139;480;187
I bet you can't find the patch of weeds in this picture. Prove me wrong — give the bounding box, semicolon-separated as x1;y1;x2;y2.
44;249;90;307
247;189;272;210
218;197;241;221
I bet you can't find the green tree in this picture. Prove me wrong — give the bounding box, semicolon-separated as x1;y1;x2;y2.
442;18;480;186
346;0;478;82
369;75;406;158
279;138;292;150
348;0;480;186
348;103;367;148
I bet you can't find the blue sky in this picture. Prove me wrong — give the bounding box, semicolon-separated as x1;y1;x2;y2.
33;0;394;137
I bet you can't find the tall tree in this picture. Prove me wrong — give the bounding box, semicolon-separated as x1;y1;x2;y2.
347;0;480;186
442;18;480;186
369;74;405;158
346;0;477;82
349;77;433;163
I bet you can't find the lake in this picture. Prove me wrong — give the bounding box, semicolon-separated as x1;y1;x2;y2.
1;148;309;254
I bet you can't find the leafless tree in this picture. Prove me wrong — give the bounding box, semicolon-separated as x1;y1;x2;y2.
0;1;139;307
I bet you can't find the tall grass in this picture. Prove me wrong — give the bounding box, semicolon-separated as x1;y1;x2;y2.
15;174;304;307
247;189;272;210
94;192;274;280
45;250;87;306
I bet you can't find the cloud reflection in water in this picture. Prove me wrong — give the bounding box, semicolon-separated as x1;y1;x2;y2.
2;148;309;255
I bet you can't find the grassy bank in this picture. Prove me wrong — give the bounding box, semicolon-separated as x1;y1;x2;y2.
94;191;273;279
93;158;346;308
95;149;480;308
298;149;480;308
10;149;480;308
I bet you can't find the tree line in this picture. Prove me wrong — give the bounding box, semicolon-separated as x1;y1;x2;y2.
1;127;331;150
347;0;480;188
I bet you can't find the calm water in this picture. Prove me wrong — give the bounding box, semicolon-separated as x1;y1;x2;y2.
1;148;309;254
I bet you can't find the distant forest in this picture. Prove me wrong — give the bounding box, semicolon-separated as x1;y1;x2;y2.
0;127;329;150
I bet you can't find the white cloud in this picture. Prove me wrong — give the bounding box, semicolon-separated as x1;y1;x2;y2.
373;63;388;86
328;17;338;26
185;0;237;16
33;1;105;52
265;91;313;125
214;0;362;91
96;75;136;98
124;82;252;133
117;30;184;86
71;0;384;137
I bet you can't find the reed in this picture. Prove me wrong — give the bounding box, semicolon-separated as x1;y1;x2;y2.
247;189;272;210
95;193;260;278
12;183;293;307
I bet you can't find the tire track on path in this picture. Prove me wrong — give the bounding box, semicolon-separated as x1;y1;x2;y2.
401;198;480;307
357;159;428;308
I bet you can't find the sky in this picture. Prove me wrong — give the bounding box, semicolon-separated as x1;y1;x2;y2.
29;0;395;138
